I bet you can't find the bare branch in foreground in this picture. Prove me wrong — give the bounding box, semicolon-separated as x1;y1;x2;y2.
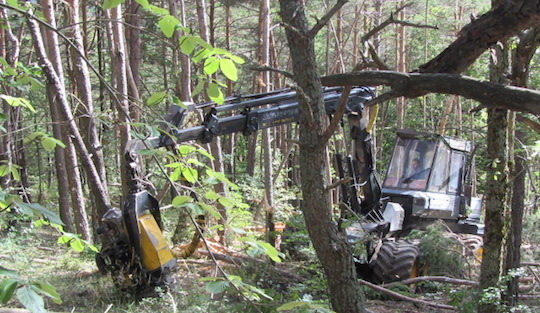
358;279;457;311
383;276;479;289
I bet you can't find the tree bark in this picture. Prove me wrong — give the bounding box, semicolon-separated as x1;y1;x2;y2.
279;1;365;312
109;5;131;200
258;0;275;246
39;0;81;232
395;0;407;128
197;0;227;244
503;26;540;306
27;13;112;227
66;0;108;231
40;0;91;239
478;15;510;311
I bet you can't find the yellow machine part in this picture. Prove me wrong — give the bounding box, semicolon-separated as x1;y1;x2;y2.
138;213;175;271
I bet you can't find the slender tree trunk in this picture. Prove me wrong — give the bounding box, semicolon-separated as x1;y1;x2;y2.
258;0;275;246
39;0;79;231
279;1;365;312
504;26;540;306
395;0;407;129
178;0;191;101
197;0;227;244
66;0;108;229
109;5;131;200
42;0;90;238
27;14;112;229
125;0;141;103
478;3;510;309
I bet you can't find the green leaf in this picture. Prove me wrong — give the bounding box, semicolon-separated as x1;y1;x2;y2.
134;0;149;8
170;167;182;181
40;136;65;152
70;239;85;252
204;57;220;75
229;55;245;64
57;235;71;245
182;202;203;215
172;195;191;207
158;15;181;38
257;241;282;263
0;279;18;304
17;203;63;225
204;191;220;200
206;83;223;104
219;58;238;81
192;48;215;63
34;282;61;304
198;202;221;219
218;196;235;208
179;36;196;55
102;0;123;9
178;145;196;156
192;80;205;97
0;95;35;113
147;91;167;106
0;267;19;279
205;280;228;294
186;158;205;167
147;5;169;16
10;166;20;181
196;148;214;160
6;0;19;9
17;286;46;313
0;165;8;177
181;167;198;183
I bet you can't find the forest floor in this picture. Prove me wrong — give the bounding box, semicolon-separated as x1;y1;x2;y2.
0;224;538;313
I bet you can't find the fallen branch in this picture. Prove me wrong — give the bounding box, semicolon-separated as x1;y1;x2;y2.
383;276;479;289
358;279;456;311
522;262;540;267
198;250;304;282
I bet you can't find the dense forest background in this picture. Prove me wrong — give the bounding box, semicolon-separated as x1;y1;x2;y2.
1;0;539;312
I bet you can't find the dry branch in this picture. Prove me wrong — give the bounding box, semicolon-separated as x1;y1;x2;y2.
198;250;304;282
309;0;348;37
358;279;456;311
383;276;479;289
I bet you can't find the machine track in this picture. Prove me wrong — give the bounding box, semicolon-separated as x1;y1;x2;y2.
369;240;420;284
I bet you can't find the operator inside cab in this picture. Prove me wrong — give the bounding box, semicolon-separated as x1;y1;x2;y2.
400;158;428;189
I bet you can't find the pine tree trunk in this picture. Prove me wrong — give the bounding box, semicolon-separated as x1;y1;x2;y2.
258;0;275;246
197;0;227;244
504;26;540;306
109;5;131;200
66;0;108;226
279;1;365;312
395;0;407;129
478;6;510;309
27;15;112;231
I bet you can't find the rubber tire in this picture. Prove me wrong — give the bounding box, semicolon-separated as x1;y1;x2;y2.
369;240;419;284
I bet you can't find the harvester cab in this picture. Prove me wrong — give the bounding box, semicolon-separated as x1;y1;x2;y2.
382;130;483;235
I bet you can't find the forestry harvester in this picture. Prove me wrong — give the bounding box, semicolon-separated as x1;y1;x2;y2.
95;87;484;290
